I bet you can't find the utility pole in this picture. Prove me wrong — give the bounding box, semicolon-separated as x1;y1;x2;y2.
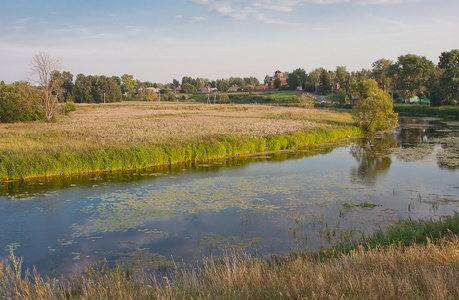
214;91;217;104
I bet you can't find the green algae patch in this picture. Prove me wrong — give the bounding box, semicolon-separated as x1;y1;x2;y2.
71;171;356;238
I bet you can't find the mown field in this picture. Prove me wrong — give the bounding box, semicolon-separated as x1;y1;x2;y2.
0;102;361;180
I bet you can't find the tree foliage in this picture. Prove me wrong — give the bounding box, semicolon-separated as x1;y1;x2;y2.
392;54;434;99
286;68;307;90
351;80;398;132
372;59;393;92
181;83;196;94
74;74;122;103
0;81;44;123
217;79;229;92
438;49;459;102
274;77;281;89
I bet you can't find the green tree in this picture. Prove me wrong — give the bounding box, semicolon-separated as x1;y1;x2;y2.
144;89;159;101
351;79;398;132
219;93;229;104
274;77;282;89
393;54;434;99
121;74;138;97
0;81;44;123
73;74;121;103
371;59;393;92
264;75;271;85
287;68;307;90
286;74;300;90
94;76;122;103
335;66;349;101
229;77;245;87
319;69;331;95
217;79;229;92
306;68;324;93
438;49;459;102
182;83;197;94
74;74;95;103
182;76;193;86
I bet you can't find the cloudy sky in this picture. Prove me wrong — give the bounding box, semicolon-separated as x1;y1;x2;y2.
1;0;458;84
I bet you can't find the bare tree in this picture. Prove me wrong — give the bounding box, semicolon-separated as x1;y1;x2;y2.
29;51;62;121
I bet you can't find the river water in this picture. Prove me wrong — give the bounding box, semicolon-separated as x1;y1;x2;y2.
1;117;458;277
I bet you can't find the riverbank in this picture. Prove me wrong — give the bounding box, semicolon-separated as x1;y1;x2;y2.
394;103;459;116
2;214;458;299
0;102;362;181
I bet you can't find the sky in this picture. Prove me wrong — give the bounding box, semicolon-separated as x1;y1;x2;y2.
1;0;458;84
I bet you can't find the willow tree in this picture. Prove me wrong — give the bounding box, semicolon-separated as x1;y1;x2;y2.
29;52;63;122
351;79;398;132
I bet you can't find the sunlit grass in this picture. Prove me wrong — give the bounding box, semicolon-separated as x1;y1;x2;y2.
0;102;362;180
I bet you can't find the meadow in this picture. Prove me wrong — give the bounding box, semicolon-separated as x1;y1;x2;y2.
0;102;361;180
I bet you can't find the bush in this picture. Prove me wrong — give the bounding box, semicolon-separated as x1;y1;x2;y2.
61;101;76;116
0;82;44;123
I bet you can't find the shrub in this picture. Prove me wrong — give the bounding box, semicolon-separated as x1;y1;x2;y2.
0;82;44;123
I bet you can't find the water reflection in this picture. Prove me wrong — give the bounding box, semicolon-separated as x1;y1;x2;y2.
349;133;396;185
1;117;458;278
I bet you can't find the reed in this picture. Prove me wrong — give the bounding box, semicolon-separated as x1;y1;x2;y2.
0;102;362;180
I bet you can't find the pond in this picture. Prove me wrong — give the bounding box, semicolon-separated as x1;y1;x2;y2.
1;116;458;278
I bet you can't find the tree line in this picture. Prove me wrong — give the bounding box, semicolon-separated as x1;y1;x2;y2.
296;50;458;107
1;49;458;123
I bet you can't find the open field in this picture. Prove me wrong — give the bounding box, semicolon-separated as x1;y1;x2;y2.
2;214;458;299
0;102;361;180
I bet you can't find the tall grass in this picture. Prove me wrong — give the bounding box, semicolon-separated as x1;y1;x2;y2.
0;127;361;180
394;103;459;116
1;215;458;299
337;213;459;253
0;102;362;180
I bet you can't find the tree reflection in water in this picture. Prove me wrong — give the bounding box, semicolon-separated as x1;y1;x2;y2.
349;133;397;186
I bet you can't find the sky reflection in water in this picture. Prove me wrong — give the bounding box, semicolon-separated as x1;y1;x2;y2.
1;117;458;277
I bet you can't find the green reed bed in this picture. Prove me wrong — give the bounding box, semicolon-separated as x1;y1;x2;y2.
394;103;459;116
336;212;459;254
0;126;361;180
1;214;458;299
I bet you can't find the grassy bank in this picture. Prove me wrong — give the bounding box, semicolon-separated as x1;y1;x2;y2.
394;103;459;116
0;102;361;180
2;214;458;299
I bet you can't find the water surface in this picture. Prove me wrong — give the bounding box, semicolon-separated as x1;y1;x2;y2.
1;117;458;277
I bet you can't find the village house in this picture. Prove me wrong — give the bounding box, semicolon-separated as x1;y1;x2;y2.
255;85;268;90
227;84;241;92
201;86;212;93
267;71;288;89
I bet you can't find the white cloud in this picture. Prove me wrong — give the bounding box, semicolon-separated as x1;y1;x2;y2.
191;16;207;22
356;0;419;4
184;0;421;22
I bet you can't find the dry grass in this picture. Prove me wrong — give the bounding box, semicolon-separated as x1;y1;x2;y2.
0;102;352;154
1;236;458;299
0;102;360;180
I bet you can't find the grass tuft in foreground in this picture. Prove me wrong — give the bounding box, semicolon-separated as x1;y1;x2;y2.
1;214;459;299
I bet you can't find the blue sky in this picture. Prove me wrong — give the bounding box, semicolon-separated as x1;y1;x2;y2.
1;0;458;84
